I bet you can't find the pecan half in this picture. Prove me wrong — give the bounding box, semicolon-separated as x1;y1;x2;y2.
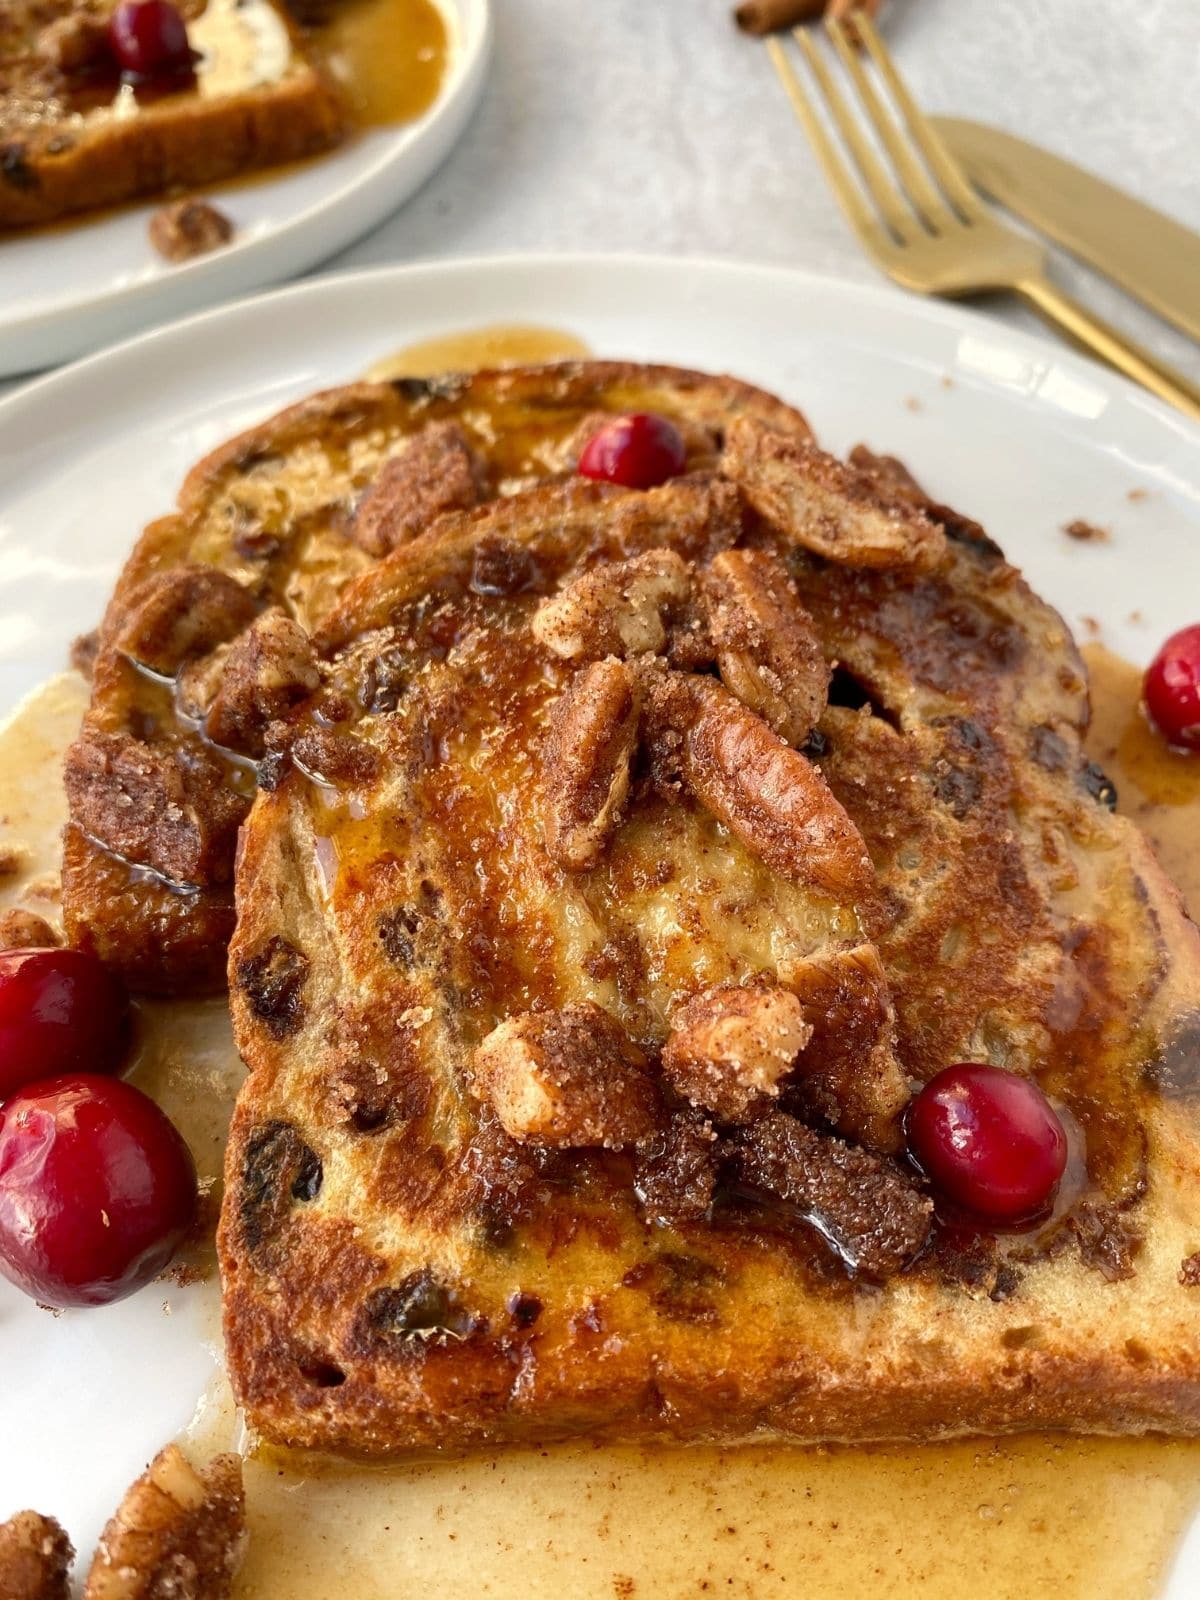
777;942;909;1153
472;1002;659;1148
543;657;641;870
729;1111;931;1278
662;981;811;1123
351;421;483;556
82;1446;246;1600
699;547;829;745
110;567;258;676
64;728;247;887
0;1510;72;1600
721;416;946;571
531;549;690;662
644;672;876;904
180;608;320;758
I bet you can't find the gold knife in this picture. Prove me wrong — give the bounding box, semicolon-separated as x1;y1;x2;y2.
933;117;1200;344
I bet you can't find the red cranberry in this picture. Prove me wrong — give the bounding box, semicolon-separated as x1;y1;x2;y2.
577;413;687;490
0;947;128;1102
0;1074;197;1308
107;0;192;78
1144;624;1200;752
907;1063;1067;1222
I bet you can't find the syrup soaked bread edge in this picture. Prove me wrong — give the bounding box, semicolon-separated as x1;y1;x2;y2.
61;362;811;994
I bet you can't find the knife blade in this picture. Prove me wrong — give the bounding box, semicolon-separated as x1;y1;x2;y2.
933;117;1200;344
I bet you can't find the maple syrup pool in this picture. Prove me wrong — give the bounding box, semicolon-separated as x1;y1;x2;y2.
1;647;1198;1599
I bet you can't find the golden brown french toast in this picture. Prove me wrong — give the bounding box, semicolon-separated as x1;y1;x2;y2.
214;383;1200;1454
0;0;345;229
62;365;812;993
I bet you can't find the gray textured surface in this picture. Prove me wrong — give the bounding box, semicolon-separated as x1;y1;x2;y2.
327;0;1200;379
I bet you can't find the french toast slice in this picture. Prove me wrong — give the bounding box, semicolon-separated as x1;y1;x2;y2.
0;0;346;229
62;363;811;993
218;401;1200;1454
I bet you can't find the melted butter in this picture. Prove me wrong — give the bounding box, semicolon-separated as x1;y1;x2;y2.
3;664;1199;1600
364;324;592;381
306;0;448;129
1083;643;1200;917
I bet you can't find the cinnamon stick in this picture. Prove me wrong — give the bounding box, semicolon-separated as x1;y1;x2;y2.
734;0;823;36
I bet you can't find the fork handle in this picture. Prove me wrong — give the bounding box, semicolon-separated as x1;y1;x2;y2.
1015;275;1200;422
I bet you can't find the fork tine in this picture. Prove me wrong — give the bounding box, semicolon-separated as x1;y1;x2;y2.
789;29;920;245
824;18;955;232
853;12;982;219
765;36;897;258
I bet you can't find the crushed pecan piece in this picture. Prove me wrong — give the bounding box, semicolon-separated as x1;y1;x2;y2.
699;547;830;745
111;567;258;675
82;1445;246;1600
531;549;690;662
149;198;234;264
0;908;60;949
543;658;641;870
634;1111;720;1225
472;1002;659;1149
777;943;909;1153
729;1111;931;1278
64;728;247;886
721;416;946;571
291;725;380;788
1179;1251;1200;1287
180;609;320;757
351;421;483;556
0;1510;72;1600
662;981;811;1122
644;672;876;903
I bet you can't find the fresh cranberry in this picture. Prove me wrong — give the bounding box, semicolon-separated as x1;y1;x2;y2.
0;947;128;1102
107;0;192;78
1144;624;1200;752
577;413;687;490
0;1074;196;1308
907;1063;1068;1222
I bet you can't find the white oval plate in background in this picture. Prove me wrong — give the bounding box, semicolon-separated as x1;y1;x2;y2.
0;0;490;378
0;254;1198;1588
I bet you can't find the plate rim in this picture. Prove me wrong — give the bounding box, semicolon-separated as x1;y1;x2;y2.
3;248;1200;451
0;0;493;374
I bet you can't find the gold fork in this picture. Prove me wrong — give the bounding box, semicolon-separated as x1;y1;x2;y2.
767;14;1200;421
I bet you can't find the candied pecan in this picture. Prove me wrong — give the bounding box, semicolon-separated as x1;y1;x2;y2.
64;728;247;886
543;657;641;870
111;567;258;675
291;725;381;788
351;421;483;556
777;943;908;1154
699;547;829;745
0;909;60;949
149;198;234;264
729;1111;931;1277
634;1111;719;1225
531;549;690;662
82;1446;245;1600
643;672;875;903
1179;1252;1200;1288
721;417;946;571
181;609;320;757
847;445;999;557
662;981;811;1123
0;1510;72;1600
472;1002;659;1149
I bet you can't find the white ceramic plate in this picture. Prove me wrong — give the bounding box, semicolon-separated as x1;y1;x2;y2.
0;0;490;379
0;255;1199;1587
